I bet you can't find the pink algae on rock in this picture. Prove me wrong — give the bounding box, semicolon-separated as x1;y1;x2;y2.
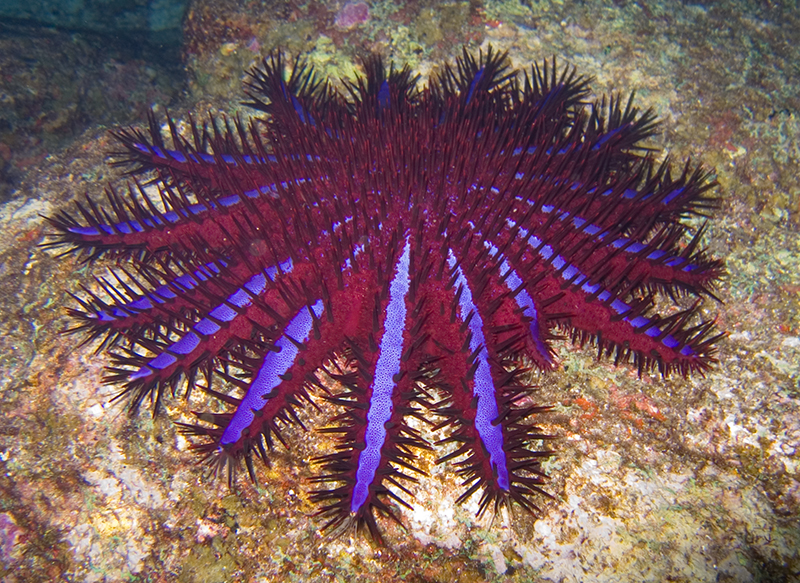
335;1;370;29
0;513;22;566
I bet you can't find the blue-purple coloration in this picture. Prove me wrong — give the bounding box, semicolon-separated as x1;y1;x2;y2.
222;300;324;445
484;241;553;367
447;250;510;490
94;262;224;322
508;218;694;355
511;198;701;272
128;258;294;382
46;48;724;543
351;238;411;512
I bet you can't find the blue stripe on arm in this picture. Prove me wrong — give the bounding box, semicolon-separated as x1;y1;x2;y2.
220;300;324;445
509;220;695;357
447;250;510;491
378;80;390;111
484;241;553;365
465;67;485;105
351;238;411;513
125;260;294;382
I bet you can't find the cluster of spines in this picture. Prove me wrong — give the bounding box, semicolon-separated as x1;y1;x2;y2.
434;367;554;516
43;46;725;542
309;342;435;541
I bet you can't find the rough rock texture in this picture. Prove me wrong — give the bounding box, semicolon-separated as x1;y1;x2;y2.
0;24;183;202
